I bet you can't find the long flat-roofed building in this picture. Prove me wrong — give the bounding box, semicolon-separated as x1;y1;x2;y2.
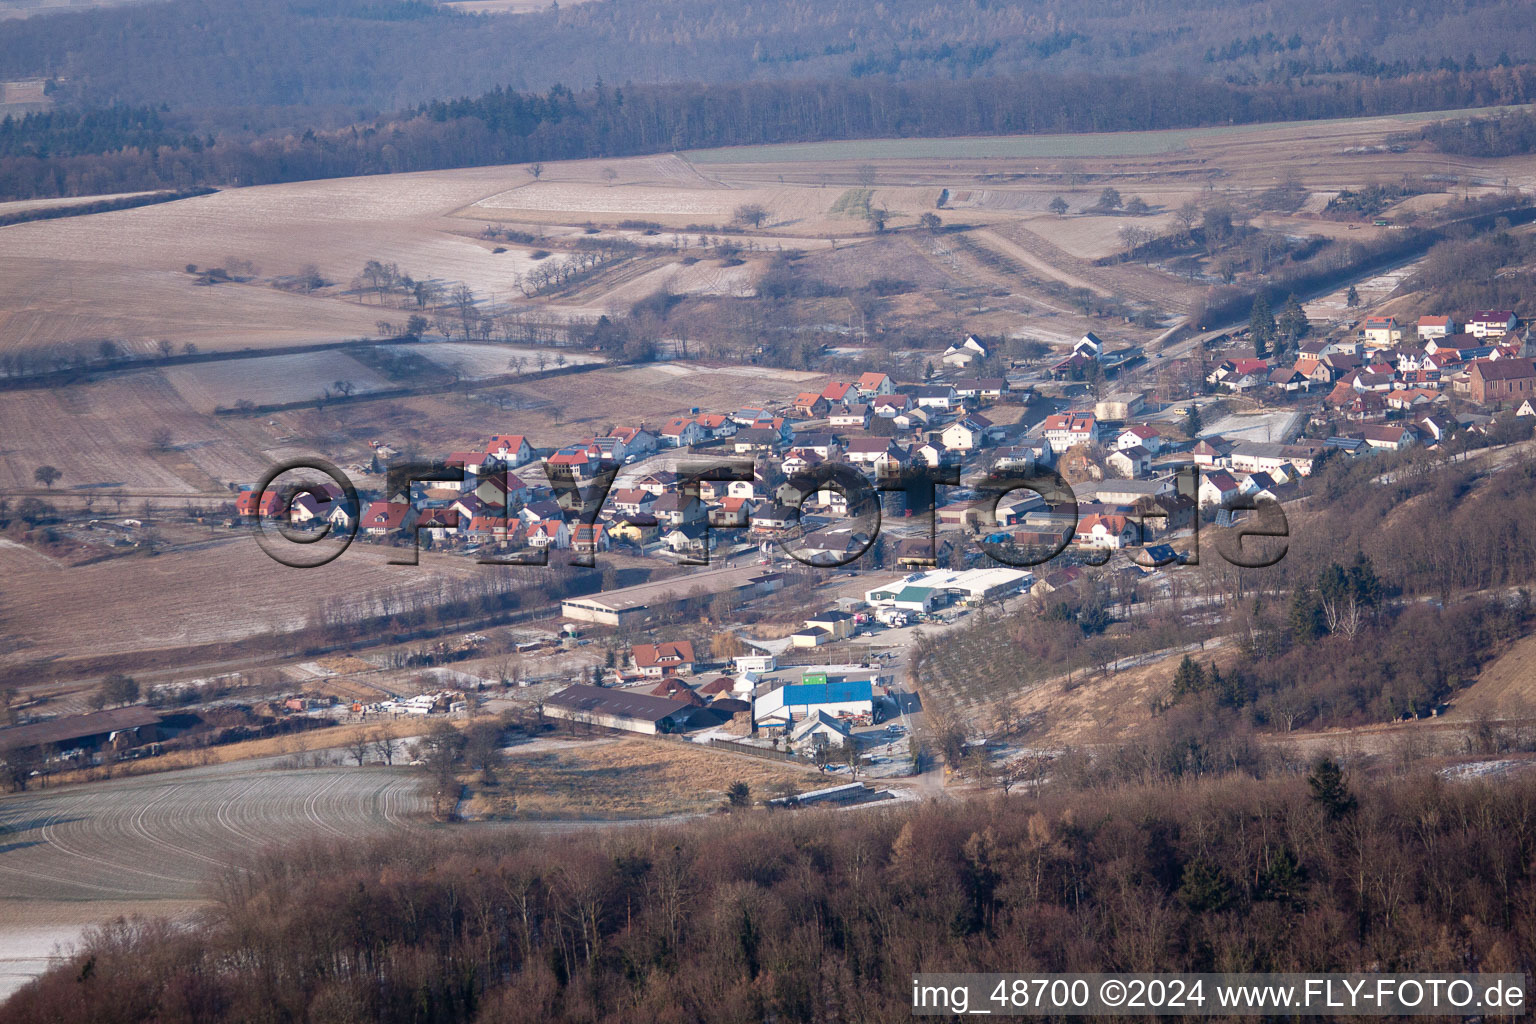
561;565;784;627
542;684;695;734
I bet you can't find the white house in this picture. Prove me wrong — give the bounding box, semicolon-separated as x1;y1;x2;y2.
1116;425;1163;454
1198;470;1242;507
485;434;535;468
942;335;989;368
1418;315;1454;339
1467;311;1518;338
1042;412;1098;453
1074;513;1137;550
940;417;989;452
1106;445;1151;478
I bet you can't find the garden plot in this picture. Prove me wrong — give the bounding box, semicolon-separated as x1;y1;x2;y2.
163;351;392;412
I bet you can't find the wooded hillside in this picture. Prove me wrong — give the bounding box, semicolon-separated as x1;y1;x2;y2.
5;768;1532;1022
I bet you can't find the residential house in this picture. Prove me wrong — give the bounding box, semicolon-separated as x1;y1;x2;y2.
631;641;696;678
1360;424;1415;451
787;432;839;459
235;489;287;518
326;501;358;532
796;524;871;565
650;493;707;526
1386;389;1442;412
732;426;784;455
1415;413;1454;445
635;471;678;496
1352;370;1396;393
1075;332;1104;357
464;516;512;544
1198;471;1243;507
1191;438;1230;468
527;519;571;549
571;523;609;556
792;392;829;418
845;437;906;471
1106;445;1151;479
1418;315;1455;339
662;523;713;558
940;417;991;452
870;394;910;417
709;495;754;527
1208;358;1269;387
1361;315;1401;348
1467;311;1518;338
790;710;852;750
694;413;738;440
828;403;871;429
604;426;657;460
750;504;798;533
609;487;657;516
911;384;958;411
659;417;707;447
855;371;896;398
1116;425;1164;454
1075;513;1138;550
609;514;660;545
820;381;855;404
545;447;602;483
414;508;458;541
780;449;825;476
1042;412;1098;453
361;501;416;536
485;434;535;468
1268;367;1310;391
697;478;755;501
952;377;1007;401
911;440;946;467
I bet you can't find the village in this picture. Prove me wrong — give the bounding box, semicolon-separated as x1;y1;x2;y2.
162;301;1529;785
234;305;1531;570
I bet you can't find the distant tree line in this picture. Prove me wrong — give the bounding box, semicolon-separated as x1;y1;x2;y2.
6;66;1536;199
1417;109;1536;156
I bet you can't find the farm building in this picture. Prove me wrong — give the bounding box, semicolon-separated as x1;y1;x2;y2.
790;710;853;751
0;707;163;757
541;685;696;735
755;679;876;727
561;565;784;626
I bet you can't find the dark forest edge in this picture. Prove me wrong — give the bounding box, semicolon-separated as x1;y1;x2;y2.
5;768;1534;1022
5;66;1536;200
0;186;215;227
